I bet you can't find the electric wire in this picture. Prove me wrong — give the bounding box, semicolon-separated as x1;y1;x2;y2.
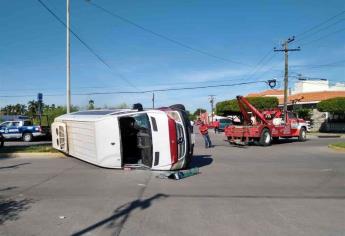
295;10;345;38
300;27;345;46
37;0;139;90
85;1;250;66
0;80;270;98
296;18;345;43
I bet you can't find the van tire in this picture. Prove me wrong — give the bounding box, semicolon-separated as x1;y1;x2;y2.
259;128;271;146
298;127;307;142
23;133;33;142
169;104;186;111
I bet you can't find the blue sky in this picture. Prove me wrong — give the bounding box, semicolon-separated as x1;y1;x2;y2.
0;0;344;112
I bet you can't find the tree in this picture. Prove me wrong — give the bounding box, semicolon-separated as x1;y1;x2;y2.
88;99;95;110
193;108;207;116
216;97;279;116
317;97;345;113
296;108;312;120
115;103;129;109
27;100;40;116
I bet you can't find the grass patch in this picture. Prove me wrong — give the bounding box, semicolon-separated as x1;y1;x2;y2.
329;142;345;151
0;144;58;153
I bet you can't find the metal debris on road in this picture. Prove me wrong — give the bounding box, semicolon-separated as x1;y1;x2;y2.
156;167;200;180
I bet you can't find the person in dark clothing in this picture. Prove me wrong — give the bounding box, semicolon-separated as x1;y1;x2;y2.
0;134;4;148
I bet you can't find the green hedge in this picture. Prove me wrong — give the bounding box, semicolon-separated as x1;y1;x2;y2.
317;97;345;113
216;97;279;116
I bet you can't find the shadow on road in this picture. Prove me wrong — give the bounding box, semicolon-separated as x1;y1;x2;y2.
272;139;299;145
0;187;18;192
0;198;34;224
0;162;31;170
190;155;213;168
71;193;168;236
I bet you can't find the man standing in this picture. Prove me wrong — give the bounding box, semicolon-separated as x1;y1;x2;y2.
214;119;220;134
199;122;212;148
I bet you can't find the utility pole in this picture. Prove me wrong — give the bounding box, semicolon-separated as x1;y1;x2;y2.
208;95;215;123
66;0;71;113
152;92;155;109
274;36;300;122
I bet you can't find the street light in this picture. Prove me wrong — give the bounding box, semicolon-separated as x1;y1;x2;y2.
66;0;71;113
208;95;215;123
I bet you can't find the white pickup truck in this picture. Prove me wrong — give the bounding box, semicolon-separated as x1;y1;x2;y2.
52;104;194;170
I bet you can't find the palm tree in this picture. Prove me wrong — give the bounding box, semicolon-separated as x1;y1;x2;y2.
28;100;39;116
88;100;95;110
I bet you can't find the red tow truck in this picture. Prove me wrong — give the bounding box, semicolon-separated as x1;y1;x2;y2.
224;96;308;146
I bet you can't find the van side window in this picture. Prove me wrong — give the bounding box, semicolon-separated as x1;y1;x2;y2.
23;120;33;126
150;117;158;131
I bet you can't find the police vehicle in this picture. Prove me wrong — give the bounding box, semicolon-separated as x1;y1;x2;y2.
0;120;46;142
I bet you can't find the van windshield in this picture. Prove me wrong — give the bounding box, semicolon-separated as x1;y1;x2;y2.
119;113;153;167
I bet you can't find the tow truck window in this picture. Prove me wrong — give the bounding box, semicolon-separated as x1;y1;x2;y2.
288;113;296;119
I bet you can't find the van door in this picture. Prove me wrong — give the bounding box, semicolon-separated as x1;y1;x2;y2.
52;122;68;152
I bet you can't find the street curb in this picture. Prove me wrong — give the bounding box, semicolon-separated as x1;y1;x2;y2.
328;145;345;152
0;152;66;158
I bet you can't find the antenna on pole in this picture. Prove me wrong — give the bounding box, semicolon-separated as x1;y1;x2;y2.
208;95;215;123
274;36;301;122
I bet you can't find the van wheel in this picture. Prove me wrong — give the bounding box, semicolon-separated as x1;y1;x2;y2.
23;133;33;142
298;127;307;142
169;104;186;111
259;128;271;146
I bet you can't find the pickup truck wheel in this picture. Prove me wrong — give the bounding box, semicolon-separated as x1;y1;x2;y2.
259;128;271;146
22;133;33;142
298;127;307;142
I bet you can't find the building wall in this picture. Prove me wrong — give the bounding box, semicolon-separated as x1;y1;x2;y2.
293;80;329;94
293;80;345;94
310;109;327;132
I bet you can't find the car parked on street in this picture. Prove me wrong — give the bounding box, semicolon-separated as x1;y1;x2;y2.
52;104;194;170
0;120;47;142
218;118;232;132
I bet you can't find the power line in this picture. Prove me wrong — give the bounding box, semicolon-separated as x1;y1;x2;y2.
290;59;345;68
85;1;250;66
37;0;139;90
296;18;345;43
0;80;271;98
296;18;345;42
300;27;345;46
296;10;345;38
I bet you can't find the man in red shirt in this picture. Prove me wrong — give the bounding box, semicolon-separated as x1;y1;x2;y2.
199;122;213;148
214;119;220;134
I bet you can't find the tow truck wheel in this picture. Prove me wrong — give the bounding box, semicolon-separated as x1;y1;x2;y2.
259;128;271;146
22;133;33;142
298;127;307;142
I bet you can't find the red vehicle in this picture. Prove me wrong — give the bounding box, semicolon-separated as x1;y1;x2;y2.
224;96;308;146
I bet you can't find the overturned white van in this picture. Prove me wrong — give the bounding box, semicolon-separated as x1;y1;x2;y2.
52;106;194;170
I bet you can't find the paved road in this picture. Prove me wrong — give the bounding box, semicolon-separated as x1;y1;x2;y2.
3;140;51;147
0;132;344;236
